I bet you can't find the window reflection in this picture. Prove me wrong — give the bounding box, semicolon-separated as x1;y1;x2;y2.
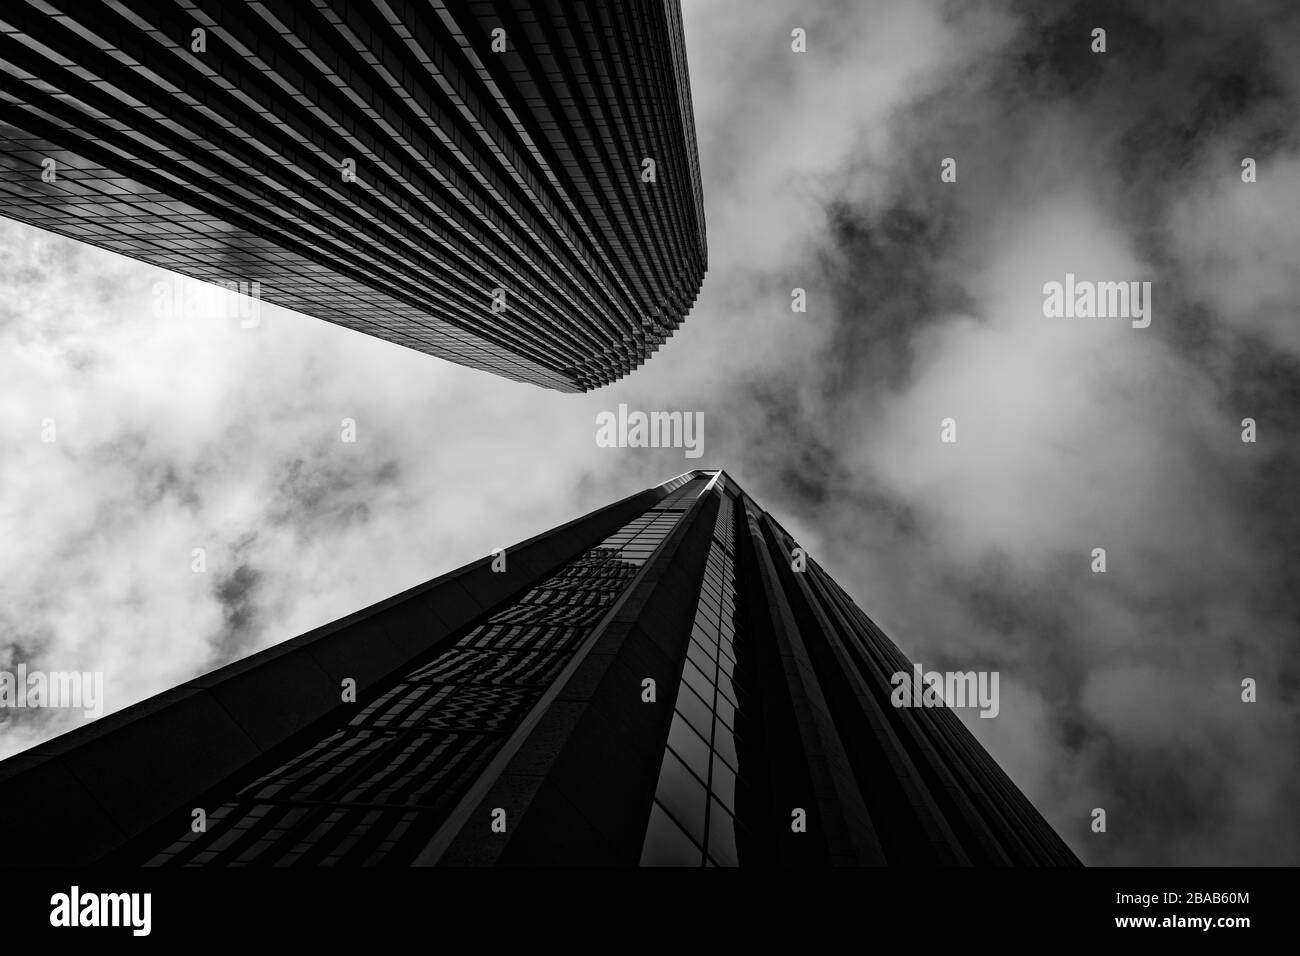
639;493;748;866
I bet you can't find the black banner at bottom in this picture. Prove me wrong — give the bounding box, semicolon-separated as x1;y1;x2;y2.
2;866;1282;943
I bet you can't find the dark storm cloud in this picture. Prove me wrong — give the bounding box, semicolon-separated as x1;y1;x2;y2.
208;561;264;668
0;624;78;745
264;453;400;535
199;448;404;666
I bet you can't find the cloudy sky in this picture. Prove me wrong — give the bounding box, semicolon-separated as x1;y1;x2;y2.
2;0;1298;866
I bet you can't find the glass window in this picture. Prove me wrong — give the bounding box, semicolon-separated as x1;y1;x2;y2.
706;799;739;867
667;713;710;783
713;718;738;770
716;651;735;678
716;671;738;707
717;637;735;664
640;801;702;867
710;753;737;812
691;628;718;655
715;693;736;731
681;657;713;702
686;639;715;681
654;750;707;843
674;683;712;740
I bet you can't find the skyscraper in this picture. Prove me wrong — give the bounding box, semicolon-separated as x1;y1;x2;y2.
0;470;1079;866
0;0;706;391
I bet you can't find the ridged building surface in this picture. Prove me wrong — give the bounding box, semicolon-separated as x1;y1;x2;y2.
0;471;1079;866
0;0;707;390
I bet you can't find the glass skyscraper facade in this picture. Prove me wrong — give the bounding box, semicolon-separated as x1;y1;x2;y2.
143;476;706;866
0;470;1079;866
0;0;707;390
640;491;752;866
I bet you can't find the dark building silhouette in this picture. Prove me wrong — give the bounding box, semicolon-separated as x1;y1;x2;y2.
0;471;1078;866
0;0;706;391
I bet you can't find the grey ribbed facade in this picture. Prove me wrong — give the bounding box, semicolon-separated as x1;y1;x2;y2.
0;471;1078;866
0;0;707;390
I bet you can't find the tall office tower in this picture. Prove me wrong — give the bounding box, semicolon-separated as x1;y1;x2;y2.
0;1;706;391
0;470;1078;866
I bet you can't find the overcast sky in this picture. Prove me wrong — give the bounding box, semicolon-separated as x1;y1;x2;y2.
2;0;1298;866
